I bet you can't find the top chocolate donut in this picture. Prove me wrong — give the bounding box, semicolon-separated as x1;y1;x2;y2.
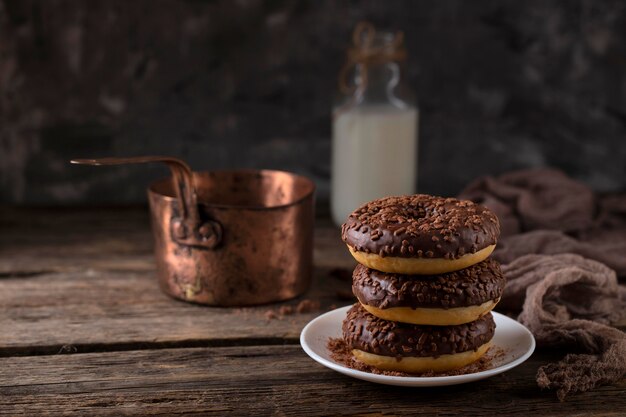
341;195;500;259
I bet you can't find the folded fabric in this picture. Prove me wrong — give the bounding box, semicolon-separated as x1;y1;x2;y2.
459;168;595;236
500;254;626;401
496;230;626;278
459;168;626;400
459;168;626;277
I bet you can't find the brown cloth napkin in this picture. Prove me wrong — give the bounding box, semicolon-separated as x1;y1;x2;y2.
501;254;626;400
459;169;626;400
460;168;626;276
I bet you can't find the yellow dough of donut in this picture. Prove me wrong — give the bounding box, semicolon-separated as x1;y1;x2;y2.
348;244;495;275
360;299;500;326
352;341;492;373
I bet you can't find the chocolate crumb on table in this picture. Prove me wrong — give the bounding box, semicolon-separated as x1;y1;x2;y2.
279;305;294;316
327;337;506;377
264;310;278;320
296;299;320;313
264;299;321;320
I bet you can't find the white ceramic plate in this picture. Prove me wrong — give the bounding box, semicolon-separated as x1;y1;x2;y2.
300;305;535;387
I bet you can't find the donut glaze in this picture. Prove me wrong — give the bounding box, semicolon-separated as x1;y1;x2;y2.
341;195;500;261
353;259;505;309
352;259;504;325
342;304;495;358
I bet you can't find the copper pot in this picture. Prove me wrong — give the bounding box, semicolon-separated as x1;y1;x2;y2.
71;156;315;306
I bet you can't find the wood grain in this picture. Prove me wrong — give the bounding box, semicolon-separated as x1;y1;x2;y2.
0;207;354;274
0;207;355;355
1;207;624;416
0;345;624;416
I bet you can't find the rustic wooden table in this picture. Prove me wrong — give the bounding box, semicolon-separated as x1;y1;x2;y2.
1;207;624;416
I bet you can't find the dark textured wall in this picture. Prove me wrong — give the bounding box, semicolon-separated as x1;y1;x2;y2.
1;0;625;205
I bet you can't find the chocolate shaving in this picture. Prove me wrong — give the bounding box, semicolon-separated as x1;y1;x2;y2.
264;299;321;320
341;194;500;259
296;299;321;314
353;258;505;309
327;337;506;377
342;304;495;357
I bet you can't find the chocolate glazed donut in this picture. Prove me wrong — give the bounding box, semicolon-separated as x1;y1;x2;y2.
343;304;496;373
341;195;500;275
353;258;506;325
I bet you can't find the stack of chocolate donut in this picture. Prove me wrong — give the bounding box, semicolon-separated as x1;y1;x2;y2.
340;195;504;373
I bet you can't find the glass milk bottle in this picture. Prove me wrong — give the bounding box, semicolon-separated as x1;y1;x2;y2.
331;23;418;226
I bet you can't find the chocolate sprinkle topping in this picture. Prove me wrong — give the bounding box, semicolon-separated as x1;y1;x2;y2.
342;304;495;358
353;258;506;310
327;337;506;377
341;195;500;259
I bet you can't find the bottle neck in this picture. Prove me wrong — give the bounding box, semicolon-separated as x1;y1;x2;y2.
353;62;412;108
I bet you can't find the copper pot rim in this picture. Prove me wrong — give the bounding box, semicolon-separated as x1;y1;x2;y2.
147;168;316;211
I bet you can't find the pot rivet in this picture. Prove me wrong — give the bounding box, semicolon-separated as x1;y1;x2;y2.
173;221;187;239
198;223;213;239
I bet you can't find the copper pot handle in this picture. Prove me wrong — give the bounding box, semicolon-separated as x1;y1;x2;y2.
70;156;222;249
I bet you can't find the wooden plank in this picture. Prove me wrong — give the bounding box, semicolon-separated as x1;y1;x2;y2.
0;345;623;416
1;206;624;354
0;263;355;355
0;207;354;274
0;207;154;274
0;207;356;354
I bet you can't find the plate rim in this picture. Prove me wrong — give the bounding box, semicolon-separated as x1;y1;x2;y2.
300;305;536;384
